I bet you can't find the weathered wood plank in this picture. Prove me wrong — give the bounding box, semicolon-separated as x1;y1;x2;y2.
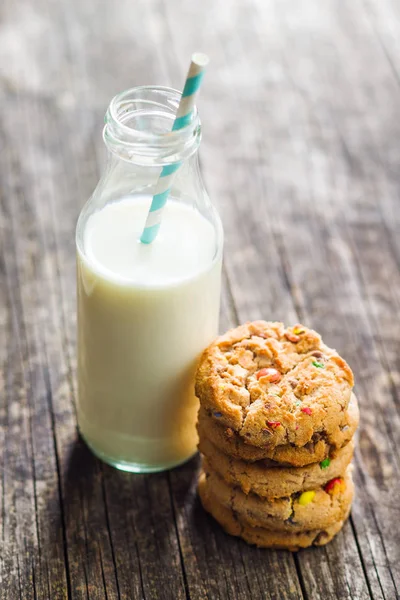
1;0;400;597
0;100;69;598
266;2;400;597
0;228;38;600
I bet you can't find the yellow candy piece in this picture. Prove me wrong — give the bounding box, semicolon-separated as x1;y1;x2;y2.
293;326;305;335
298;490;316;506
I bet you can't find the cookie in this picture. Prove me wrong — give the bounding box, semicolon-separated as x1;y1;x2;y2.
195;321;354;450
202;461;354;532
199;435;354;498
197;392;359;466
198;471;350;551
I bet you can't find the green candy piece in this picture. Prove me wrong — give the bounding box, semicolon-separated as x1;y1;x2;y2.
320;458;331;469
312;360;325;368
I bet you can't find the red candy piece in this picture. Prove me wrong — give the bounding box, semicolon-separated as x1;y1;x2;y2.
266;421;281;429
301;407;313;415
325;477;345;495
256;368;281;383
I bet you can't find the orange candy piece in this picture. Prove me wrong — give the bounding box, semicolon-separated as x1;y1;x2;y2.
256;368;281;383
285;332;301;343
285;325;306;343
325;477;345;495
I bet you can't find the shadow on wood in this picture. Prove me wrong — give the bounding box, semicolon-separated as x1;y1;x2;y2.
54;436;197;597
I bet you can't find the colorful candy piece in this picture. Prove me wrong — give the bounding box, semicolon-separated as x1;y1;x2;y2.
293;326;306;335
298;490;316;506
312;360;325;368
311;351;324;358
301;407;313;415
320;458;331;469
325;477;345;495
285;332;300;343
266;420;281;429
213;412;222;418
256;368;281;383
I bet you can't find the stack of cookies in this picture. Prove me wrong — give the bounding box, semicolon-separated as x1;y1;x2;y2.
196;321;358;551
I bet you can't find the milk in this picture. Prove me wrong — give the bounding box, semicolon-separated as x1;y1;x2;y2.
76;195;222;471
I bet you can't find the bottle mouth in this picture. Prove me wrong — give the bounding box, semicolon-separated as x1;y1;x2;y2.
103;86;202;166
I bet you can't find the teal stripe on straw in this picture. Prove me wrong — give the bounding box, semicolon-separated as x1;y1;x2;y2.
172;112;193;131
182;72;205;97
161;162;181;177
140;223;160;244
141;57;208;245
149;189;170;212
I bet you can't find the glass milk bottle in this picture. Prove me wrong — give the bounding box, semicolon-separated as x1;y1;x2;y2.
76;86;223;473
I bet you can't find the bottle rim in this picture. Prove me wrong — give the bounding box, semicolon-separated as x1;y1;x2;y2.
103;85;202;165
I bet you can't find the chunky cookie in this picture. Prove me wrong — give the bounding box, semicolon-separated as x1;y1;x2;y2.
196;322;354;451
202;461;354;532
197;392;359;466
198;471;350;551
199;435;354;498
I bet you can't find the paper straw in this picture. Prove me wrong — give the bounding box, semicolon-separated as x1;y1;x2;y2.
140;53;209;244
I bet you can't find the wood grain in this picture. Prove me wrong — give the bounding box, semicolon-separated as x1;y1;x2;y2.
0;0;399;598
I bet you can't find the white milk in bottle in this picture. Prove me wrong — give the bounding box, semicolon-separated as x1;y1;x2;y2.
76;87;223;472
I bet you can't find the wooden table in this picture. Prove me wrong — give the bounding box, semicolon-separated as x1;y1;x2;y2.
1;0;399;598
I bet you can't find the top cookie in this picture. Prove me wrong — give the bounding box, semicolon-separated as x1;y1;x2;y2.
195;321;354;450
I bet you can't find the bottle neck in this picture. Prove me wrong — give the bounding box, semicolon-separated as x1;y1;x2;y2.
103;86;202;167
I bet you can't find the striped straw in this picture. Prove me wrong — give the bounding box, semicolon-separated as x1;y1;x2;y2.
140;53;209;244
